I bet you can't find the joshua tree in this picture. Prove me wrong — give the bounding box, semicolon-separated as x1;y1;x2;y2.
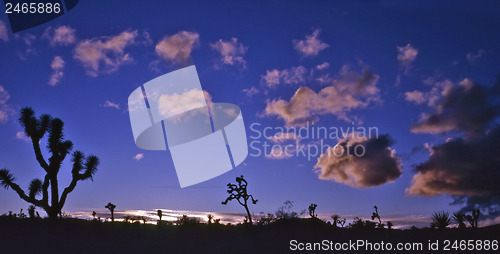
431;211;451;229
207;214;213;224
387;221;393;230
371;206;382;225
0;108;99;219
222;175;258;224
331;214;340;228
92;211;97;220
452;211;466;229
466;209;481;228
105;202;116;222
157;209;162;221
28;205;36;218
308;204;318;218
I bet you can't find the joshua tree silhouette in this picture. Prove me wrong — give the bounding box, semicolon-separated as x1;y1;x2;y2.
28;205;36;218
308;204;317;218
371;206;382;225
92;211;97;220
207;214;214;224
0;108;99;219
105;202;116;222
222;175;258;224
331;214;340;228
465;209;481;228
157;209;163;221
452;211;466;229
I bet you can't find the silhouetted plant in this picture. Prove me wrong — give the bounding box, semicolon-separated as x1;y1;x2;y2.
371;205;384;228
431;211;451;229
214;218;221;225
0;108;99;219
387;221;393;230
157;209;162;221
308;203;317;218
105;202;116;222
257;213;276;225
176;215;200;226
465;209;481;228
452;211;466;229
331;214;340;228
207;214;213;224
28;205;36;218
222;175;258;224
92;211;97;220
339;218;346;228
18;208;26;219
275;200;304;221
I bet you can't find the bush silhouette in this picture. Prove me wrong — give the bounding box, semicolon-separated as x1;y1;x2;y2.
157;209;162;221
0;108;99;219
452;211;466;229
431;211;451;229
308;204;317;218
105;202;116;222
222;175;258;224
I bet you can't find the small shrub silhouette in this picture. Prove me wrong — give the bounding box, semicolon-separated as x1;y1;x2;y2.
431;211;451;229
28;205;36;218
157;209;162;221
222;175;258;224
176;215;200;226
207;214;213;224
275;200;304;221
308;204;317;218
92;211;96;220
105;202;116;222
0;108;99;219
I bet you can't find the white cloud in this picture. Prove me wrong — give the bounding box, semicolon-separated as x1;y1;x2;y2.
48;56;65;86
74;30;138;77
210;37;247;68
155;31;199;64
134;153;144;161
103;100;120;109
261;66;308;88
316;62;330;70
158;89;206;118
293;29;329;57
0;85;12;123
242;86;259;97
466;49;485;64
43;26;76;46
265;65;380;126
16;131;30;142
397;43;418;69
0;20;8;42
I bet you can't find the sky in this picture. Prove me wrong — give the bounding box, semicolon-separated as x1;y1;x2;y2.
1;0;500;227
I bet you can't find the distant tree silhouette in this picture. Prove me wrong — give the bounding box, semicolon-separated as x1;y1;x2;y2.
0;108;99;220
157;209;162;221
452;211;466;229
222;175;258;224
28;205;36;218
331;214;340;228
105;202;116;222
387;221;393;230
465;209;481;228
308;204;317;218
92;211;97;220
207;214;213;224
371;206;382;225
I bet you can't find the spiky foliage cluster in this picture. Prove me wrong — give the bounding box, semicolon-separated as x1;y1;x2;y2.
0;108;99;219
431;211;451;229
453;211;466;229
222;175;258;224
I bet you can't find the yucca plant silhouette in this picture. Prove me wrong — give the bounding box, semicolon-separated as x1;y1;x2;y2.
452;211;466;229
105;202;116;222
157;209;162;221
222;175;258;224
431;211;451;229
0;108;99;220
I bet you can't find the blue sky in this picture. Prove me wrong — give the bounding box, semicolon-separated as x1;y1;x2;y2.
1;1;500;226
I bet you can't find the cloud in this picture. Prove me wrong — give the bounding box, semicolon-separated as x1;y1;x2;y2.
0;85;12;123
43;26;76;46
316;62;330;70
410;78;500;137
133;153;144;161
210;37;247;68
155;31;199;64
48;56;65;86
0;20;8;42
407;126;500;216
293;29;329;57
314;134;402;188
466;49;485;64
242;86;259;97
102;100;120;109
404;79;453;106
264;65;380;126
16;131;30;142
397;43;418;67
74;30;138;77
158;89;207;118
261;66;308;88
